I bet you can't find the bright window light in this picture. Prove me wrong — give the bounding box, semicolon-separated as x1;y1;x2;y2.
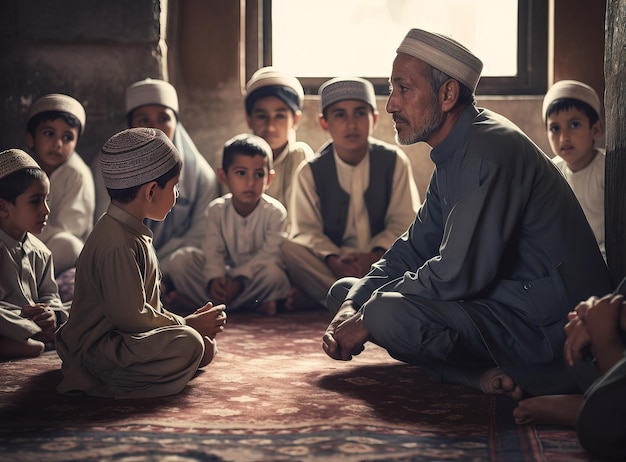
271;0;518;78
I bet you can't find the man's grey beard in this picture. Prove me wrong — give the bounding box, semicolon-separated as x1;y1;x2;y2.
395;103;445;146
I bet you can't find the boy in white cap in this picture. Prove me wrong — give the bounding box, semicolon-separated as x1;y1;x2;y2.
0;149;68;359
542;80;605;259
244;67;314;220
26;93;95;278
92;79;220;314
322;29;611;402
165;134;290;316
282;77;420;310
56;128;226;399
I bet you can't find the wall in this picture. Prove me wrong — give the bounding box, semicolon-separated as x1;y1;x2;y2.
0;0;607;200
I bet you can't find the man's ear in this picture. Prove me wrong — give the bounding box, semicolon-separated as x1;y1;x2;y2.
439;79;460;112
25;132;35;150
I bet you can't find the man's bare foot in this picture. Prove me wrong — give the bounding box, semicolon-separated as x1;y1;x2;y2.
479;367;524;400
256;300;277;316
513;394;583;426
285;287;317;311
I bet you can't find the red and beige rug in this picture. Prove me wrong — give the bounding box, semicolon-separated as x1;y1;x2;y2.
0;310;590;461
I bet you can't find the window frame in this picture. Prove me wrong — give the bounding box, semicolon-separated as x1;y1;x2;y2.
250;0;548;96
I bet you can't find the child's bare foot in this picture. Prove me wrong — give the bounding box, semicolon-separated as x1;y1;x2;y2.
256;300;277;316
199;336;217;368
479;367;524;400
285;287;317;311
0;337;45;359
513;394;583;426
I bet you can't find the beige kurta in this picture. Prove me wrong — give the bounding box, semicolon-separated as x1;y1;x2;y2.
55;204;204;399
283;140;421;304
0;228;65;341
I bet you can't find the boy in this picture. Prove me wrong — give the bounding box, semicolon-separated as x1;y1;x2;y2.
92;79;220;314
166;134;290;316
542;80;605;259
26;93;95;276
244;67;314;217
0;149;67;359
514;282;626;460
282;77;421;309
55;128;226;399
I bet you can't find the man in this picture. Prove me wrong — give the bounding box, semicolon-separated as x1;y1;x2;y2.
322;28;612;398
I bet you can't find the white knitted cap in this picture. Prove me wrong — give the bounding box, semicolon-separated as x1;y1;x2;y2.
542;80;601;121
397;28;483;92
99;128;181;189
319;77;377;114
28;93;86;135
126;78;179;116
0;149;41;179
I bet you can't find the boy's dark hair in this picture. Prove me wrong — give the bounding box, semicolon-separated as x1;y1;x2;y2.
0;168;48;204
222;134;273;171
27;111;83;140
106;160;182;203
546;98;600;126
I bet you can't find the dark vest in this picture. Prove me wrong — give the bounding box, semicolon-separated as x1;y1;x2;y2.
309;141;397;247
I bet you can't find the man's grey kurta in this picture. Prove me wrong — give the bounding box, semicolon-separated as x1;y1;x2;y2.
343;105;612;395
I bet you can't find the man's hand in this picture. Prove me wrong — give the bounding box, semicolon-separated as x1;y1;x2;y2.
185;302;227;338
322;301;369;361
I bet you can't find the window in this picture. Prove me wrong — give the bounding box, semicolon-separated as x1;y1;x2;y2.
255;0;547;96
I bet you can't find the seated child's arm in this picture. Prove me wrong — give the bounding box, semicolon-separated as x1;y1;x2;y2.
184;301;226;339
21;303;56;342
580;293;625;374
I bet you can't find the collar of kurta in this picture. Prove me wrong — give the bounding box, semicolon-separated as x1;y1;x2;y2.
106;203;153;239
430;104;480;165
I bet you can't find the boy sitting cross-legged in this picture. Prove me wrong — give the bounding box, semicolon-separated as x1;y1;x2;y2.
55;128;226;399
164;133;290;316
0;149;68;359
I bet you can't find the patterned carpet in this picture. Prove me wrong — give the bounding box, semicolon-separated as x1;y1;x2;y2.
0;310;591;461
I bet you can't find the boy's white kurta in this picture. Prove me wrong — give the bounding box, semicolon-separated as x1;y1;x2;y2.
552;148;605;259
55;204;204;399
36;151;95;273
166;193;290;309
0;228;65;341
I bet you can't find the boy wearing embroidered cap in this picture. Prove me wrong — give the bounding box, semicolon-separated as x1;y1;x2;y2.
542;80;605;259
92;79;220;314
244;67;314;219
25;93;95;278
0;149;68;359
322;29;611;403
56;128;226;399
282;77;420;310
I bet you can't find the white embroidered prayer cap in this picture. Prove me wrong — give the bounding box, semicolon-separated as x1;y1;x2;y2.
99;128;181;190
0;149;41;179
27;93;86;135
245;67;305;114
396;28;483;92
542;80;602;122
319;77;377;114
126;78;180;116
